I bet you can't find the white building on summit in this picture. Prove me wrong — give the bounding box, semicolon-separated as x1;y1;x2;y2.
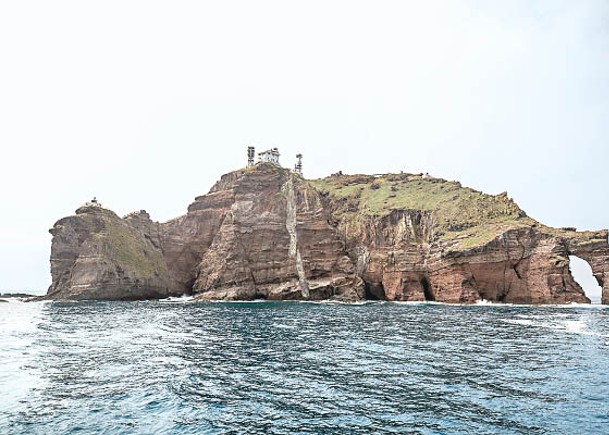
247;147;303;175
258;147;280;165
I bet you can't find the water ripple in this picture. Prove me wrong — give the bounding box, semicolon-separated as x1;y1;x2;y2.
1;301;608;434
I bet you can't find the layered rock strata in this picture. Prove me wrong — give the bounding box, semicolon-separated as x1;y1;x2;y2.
352;225;608;304
46;164;362;301
46;207;174;300
190;164;362;301
313;173;609;305
45;164;609;304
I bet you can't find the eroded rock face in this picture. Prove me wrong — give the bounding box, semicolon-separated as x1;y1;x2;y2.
46;165;609;304
567;234;609;305
46;207;178;300
191;164;363;301
46;164;363;301
314;173;609;305
327;209;606;304
399;228;590;304
159;188;232;292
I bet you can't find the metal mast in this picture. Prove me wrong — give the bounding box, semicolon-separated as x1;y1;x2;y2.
247;146;255;167
294;154;303;175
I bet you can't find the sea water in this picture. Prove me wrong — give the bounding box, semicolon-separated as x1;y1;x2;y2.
1;300;608;434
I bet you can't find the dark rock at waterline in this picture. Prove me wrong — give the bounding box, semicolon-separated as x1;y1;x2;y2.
0;293;36;299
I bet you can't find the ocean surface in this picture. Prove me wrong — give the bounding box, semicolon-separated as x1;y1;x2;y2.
1;300;608;434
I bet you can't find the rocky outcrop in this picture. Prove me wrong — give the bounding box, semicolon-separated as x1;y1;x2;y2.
46;164;363;301
46;164;609;304
566;233;609;304
356;226;603;304
314;173;609;305
157;171;243;292
45;206;177;300
191;164;363;301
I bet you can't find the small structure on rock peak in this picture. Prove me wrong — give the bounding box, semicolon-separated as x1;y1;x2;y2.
85;197;102;208
247;146;255;167
294;154;303;176
247;146;303;175
258;147;281;165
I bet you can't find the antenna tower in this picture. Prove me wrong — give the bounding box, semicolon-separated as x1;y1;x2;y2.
247;146;255;167
294;154;303;175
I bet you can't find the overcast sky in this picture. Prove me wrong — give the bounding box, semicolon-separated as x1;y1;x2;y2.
0;0;607;297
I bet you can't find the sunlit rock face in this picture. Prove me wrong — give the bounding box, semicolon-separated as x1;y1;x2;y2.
47;207;176;300
46;164;362;302
327;213;602;305
312;172;608;305
46;165;608;304
190;164;363;301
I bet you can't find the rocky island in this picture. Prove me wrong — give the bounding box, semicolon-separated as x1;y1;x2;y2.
45;150;609;304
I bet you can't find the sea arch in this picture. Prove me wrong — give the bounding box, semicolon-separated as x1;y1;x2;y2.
569;255;602;304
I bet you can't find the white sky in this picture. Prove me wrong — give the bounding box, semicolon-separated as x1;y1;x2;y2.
0;0;607;296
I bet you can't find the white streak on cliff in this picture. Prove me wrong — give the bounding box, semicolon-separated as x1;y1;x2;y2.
282;176;310;298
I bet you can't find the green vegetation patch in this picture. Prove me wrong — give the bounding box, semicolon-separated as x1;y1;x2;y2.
310;173;533;249
99;215;168;279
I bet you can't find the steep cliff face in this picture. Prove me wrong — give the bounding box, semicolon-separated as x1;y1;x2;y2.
46;164;363;301
46;206;177;300
352;226;600;304
159;185;233;292
191;164;363;301
46;165;608;304
312;172;609;304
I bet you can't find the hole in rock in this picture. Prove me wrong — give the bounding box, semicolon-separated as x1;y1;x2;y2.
569;256;602;304
421;277;434;301
364;283;386;300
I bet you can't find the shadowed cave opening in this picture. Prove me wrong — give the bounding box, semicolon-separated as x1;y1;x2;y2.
421;277;434;301
364;283;386;300
569;256;602;304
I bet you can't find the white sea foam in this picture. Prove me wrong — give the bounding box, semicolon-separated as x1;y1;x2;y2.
159;294;195;303
501;317;609;338
547;302;606;309
202;299;283;304
564;320;587;335
503;319;537;327
297;299;380;306
471;300;607;309
392;300;447;306
0;297;39;303
0;301;48;416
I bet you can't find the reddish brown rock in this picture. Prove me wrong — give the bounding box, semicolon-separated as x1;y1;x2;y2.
45;165;609;304
423;229;598;304
314;173;608;305
341;218;605;305
159;185;233;291
191;164;363;301
567;234;609;305
45;206;177;300
46;164;363;301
